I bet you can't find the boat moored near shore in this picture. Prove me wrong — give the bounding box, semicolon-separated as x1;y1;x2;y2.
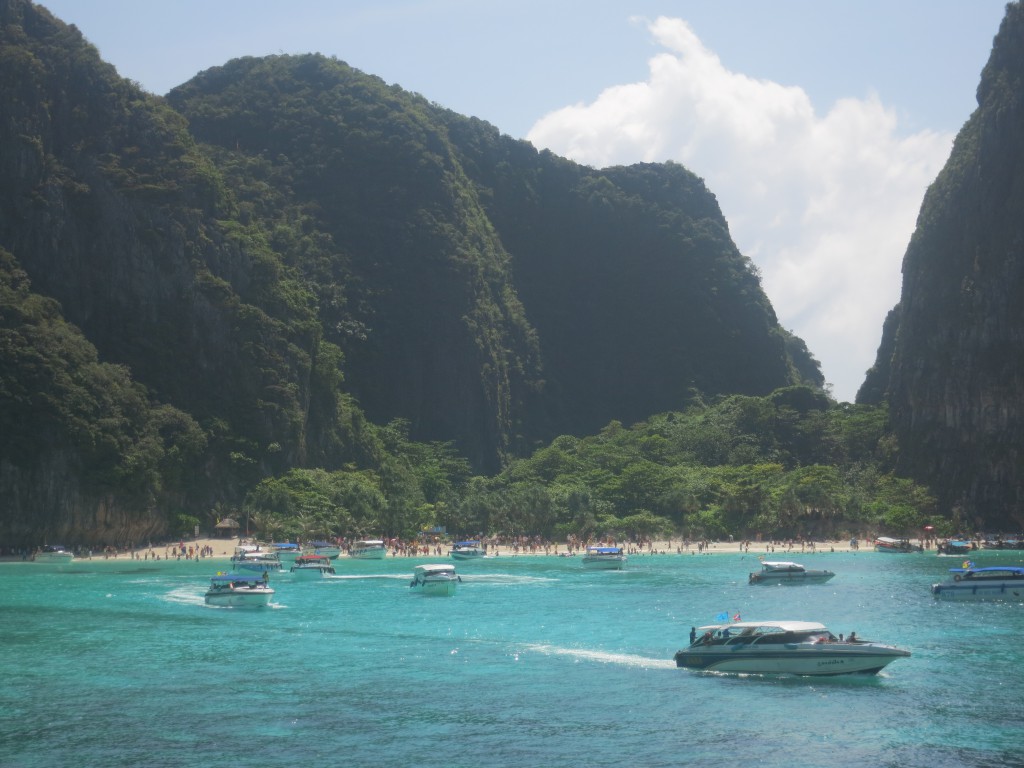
32;545;74;564
581;546;626;570
349;539;388;559
874;537;923;553
449;541;485;560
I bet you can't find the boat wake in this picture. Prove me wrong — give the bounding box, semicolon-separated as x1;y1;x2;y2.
463;574;558;584
522;643;675;669
324;573;410;581
162;587;205;606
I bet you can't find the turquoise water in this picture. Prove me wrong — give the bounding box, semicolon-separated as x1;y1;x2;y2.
1;550;1022;767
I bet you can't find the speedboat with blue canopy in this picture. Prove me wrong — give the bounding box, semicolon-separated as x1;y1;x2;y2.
204;573;274;607
931;566;1024;601
581;546;626;570
449;541;485;560
674;620;910;676
937;539;973;555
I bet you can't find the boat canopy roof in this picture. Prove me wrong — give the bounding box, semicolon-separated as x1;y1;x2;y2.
586;546;623;554
355;539;385;546
453;541;481;547
761;561;805;570
271;542;300;550
875;536;911;544
948;566;1024;576
415;564;456;574
310;540;334;547
210;572;267;583
697;620;827;633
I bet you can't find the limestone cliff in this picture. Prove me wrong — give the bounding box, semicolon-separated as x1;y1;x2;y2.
866;2;1024;530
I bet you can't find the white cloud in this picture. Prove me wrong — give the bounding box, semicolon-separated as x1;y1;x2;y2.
526;16;953;402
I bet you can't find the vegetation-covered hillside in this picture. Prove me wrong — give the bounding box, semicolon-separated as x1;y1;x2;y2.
166;54;819;461
9;0;1008;546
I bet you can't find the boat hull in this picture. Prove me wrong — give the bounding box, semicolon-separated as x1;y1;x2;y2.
349;548;387;560
32;553;74;564
582;557;626;570
414;579;458;596
290;565;335;579
204;589;274;607
750;572;834;585
450;551;485;561
411;565;459;595
932;582;1024;601
313;547;342;560
674;645;909;676
233;561;283;574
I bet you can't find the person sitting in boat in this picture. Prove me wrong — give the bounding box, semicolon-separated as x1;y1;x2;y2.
847;631;858;643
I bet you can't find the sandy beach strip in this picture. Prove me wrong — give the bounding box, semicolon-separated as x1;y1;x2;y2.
6;536;874;563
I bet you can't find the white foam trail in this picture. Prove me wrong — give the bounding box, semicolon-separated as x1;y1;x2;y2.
462;575;558;584
162;587;205;606
523;643;676;669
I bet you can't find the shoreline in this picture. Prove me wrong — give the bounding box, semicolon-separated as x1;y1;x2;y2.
4;536;890;564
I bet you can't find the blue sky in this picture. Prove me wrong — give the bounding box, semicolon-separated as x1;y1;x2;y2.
41;0;1010;402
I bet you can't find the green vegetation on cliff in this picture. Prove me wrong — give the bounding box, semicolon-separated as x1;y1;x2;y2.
5;0;961;549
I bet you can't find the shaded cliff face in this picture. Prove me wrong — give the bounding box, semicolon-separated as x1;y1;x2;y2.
877;2;1024;530
0;0;822;546
170;62;813;454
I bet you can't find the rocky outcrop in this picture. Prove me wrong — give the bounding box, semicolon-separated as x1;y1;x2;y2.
868;2;1024;530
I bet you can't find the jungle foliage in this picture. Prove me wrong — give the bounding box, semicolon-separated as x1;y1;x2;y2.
0;2;942;546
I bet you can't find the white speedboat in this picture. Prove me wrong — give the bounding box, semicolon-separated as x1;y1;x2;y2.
748;561;835;585
32;545;74;564
230;549;283;574
204;573;275;607
349;539;388;559
581;546;626;570
931;566;1024;601
674;621;910;676
310;541;342;560
270;542;302;565
410;564;460;596
449;541;485;560
874;536;923;553
290;554;336;579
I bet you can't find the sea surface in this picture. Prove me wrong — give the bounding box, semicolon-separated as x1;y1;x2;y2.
1;548;1022;767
